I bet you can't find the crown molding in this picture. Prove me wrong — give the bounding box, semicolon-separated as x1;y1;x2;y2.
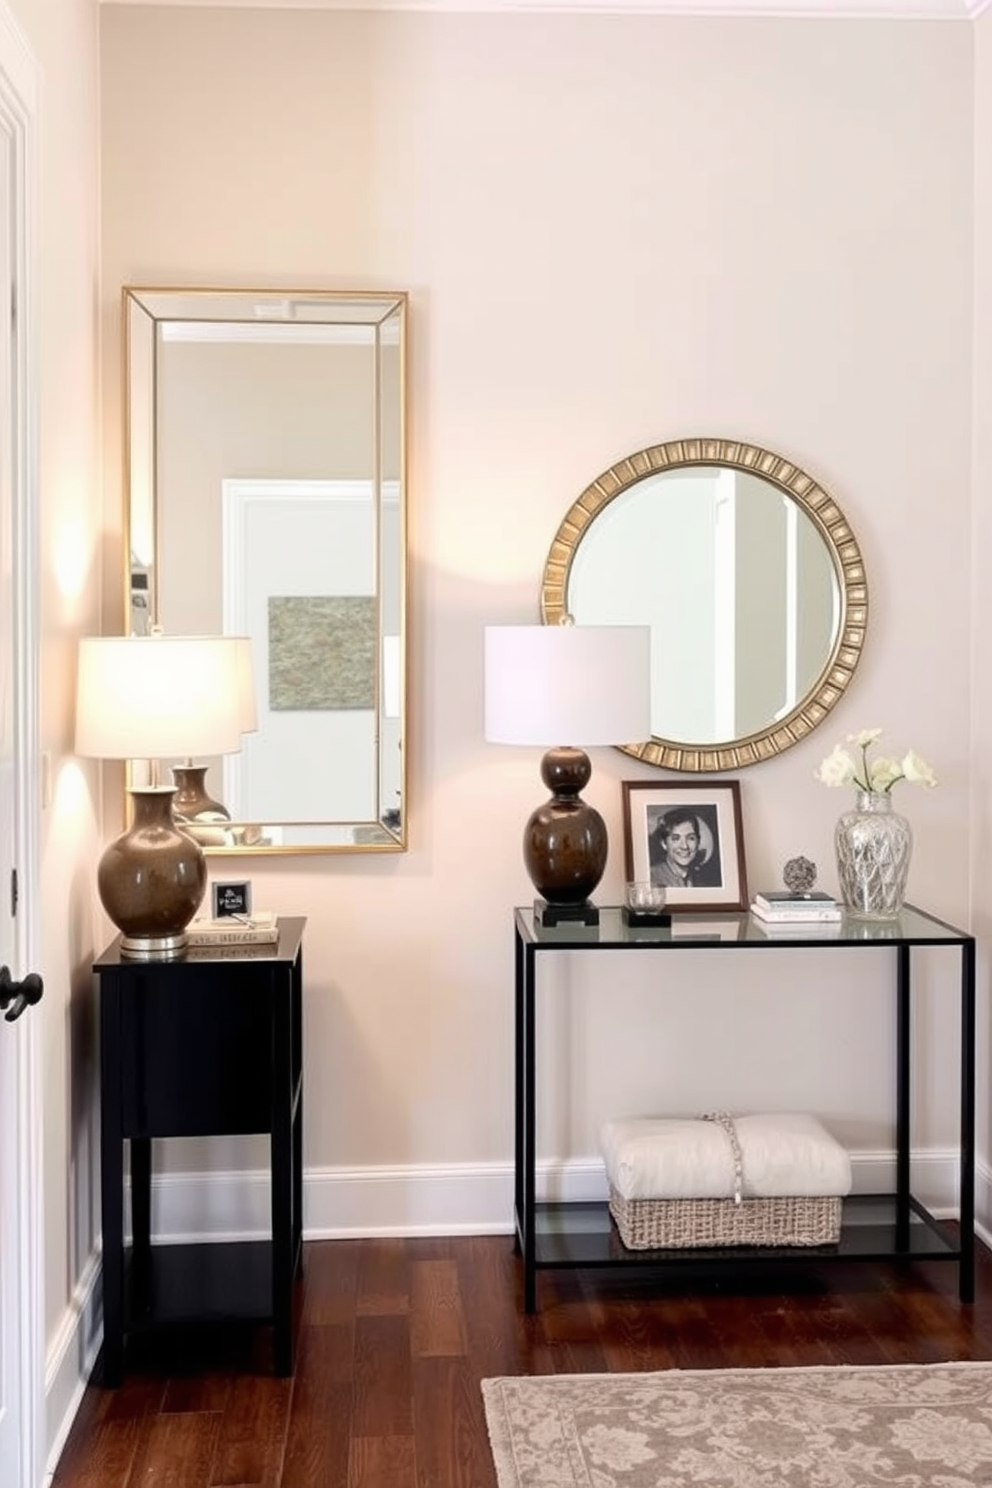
99;0;981;16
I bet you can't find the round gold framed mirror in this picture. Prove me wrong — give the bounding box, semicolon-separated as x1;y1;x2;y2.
541;438;868;772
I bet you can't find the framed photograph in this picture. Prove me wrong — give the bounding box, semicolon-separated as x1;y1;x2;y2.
621;780;748;913
211;880;253;918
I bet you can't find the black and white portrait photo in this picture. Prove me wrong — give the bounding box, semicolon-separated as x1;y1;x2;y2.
622;781;748;911
646;803;723;890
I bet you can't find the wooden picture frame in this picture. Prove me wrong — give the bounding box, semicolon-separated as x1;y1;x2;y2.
621;780;748;912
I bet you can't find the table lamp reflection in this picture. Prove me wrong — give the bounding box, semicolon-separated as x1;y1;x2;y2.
171;638;257;826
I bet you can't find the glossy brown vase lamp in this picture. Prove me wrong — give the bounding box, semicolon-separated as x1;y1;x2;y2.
75;633;257;959
484;623;652;927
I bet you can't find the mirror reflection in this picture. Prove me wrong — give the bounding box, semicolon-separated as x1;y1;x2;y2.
124;287;407;853
542;439;867;771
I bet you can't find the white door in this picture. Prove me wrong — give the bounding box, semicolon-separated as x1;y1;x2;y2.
0;8;42;1484
0;648;23;1485
0;106;22;1483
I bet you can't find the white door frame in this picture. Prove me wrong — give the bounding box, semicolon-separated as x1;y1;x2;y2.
0;4;43;1484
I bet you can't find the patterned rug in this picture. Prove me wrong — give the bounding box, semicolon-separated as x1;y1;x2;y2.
482;1363;992;1487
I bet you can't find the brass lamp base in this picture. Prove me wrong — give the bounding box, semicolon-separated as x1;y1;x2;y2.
97;787;207;959
118;930;190;961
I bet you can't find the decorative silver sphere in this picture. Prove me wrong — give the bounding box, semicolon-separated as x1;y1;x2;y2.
783;856;817;893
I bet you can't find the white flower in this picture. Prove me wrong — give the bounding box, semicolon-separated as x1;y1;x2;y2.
847;728;883;748
902;749;938;788
818;731;938;796
867;755;901;791
814;746;857;788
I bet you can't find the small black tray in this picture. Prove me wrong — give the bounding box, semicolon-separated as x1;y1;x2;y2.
535;900;600;928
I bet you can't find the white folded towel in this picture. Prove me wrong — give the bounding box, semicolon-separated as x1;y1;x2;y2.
600;1112;852;1201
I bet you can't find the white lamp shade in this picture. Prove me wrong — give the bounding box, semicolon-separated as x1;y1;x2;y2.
232;635;258;735
75;634;256;760
484;624;652;746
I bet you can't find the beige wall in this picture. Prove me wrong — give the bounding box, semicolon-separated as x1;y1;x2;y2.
157;343;376;639
99;8;976;1212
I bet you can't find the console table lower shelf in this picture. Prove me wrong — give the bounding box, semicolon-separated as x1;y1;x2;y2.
518;1194;962;1277
121;1239;303;1334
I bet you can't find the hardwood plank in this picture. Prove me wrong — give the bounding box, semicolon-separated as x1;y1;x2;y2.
641;1294;728;1372
162;1374;232;1415
279;1324;352;1488
126;1412;220;1488
531;1271;611;1375
87;1375;168;1425
351;1314;413;1438
347;1435;416;1488
407;1235;460;1263
586;1295;683;1373
412;1357;496;1488
457;1236;557;1381
355;1238;409;1318
208;1376;293;1488
410;1259;467;1358
46;1418;144;1488
744;1287;839;1368
300;1237;360;1328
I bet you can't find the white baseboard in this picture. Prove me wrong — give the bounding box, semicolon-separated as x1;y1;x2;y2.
43;1146;992;1478
126;1147;984;1241
43;1250;102;1480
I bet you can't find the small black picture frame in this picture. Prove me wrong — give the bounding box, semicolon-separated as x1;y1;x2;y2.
212;880;253;918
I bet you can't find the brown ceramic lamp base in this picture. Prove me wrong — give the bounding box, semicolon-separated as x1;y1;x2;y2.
524;747;607;925
171;763;231;822
97;787;207;958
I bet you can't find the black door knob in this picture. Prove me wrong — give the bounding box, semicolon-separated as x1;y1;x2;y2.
0;964;44;1022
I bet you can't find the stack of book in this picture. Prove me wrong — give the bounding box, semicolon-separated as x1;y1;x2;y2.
185;911;279;947
749;891;842;932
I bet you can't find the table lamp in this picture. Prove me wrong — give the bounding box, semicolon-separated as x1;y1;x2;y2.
484;623;652;926
75;633;255;959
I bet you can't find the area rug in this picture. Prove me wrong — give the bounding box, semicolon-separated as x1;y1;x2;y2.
482;1362;992;1487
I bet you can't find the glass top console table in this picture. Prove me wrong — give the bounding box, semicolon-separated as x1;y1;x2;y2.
513;904;975;1313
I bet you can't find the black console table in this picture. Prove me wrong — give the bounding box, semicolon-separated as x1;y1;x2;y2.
94;916;306;1384
514;904;975;1313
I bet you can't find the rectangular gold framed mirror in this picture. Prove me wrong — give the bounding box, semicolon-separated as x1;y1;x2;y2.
123;286;408;854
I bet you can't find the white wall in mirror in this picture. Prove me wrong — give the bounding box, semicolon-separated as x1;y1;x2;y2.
221;479;377;832
566;465;840;747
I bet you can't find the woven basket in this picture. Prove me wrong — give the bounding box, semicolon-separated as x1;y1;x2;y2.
609;1186;843;1251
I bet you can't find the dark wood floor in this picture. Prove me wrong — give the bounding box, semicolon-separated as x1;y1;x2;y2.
51;1232;992;1487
